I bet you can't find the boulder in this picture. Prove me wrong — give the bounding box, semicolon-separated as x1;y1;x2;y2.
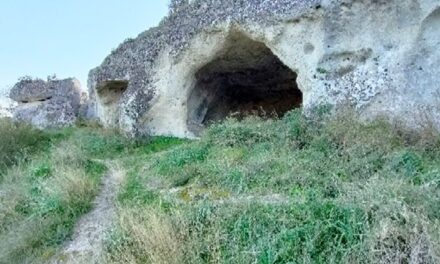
10;78;82;128
88;0;440;137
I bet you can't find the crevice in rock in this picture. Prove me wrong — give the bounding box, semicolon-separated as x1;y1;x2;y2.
20;96;53;104
97;80;128;106
187;33;302;134
38;96;53;102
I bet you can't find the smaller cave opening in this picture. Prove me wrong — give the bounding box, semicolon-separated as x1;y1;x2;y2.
96;80;129;126
187;34;303;134
97;80;129;106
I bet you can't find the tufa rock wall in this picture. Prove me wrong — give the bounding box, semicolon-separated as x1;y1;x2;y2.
9;78;82;128
89;0;440;138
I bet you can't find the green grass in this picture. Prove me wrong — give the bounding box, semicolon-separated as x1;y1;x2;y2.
105;109;440;264
1;108;440;264
0;119;121;263
0;118;187;263
0;118;51;173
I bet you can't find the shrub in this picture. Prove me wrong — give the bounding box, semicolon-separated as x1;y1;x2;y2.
0;118;50;173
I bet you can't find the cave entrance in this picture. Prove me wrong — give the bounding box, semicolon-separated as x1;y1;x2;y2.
187;33;302;134
96;80;128;125
97;80;128;106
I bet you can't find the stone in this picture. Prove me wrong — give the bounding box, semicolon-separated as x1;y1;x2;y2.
0;97;14;118
9;77;82;128
88;0;440;137
0;106;12;118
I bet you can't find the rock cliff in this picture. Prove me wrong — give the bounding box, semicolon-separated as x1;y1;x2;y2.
86;0;439;137
10;78;82;128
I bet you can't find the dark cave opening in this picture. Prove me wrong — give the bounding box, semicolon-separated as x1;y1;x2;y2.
187;34;302;134
97;80;129;106
38;96;52;102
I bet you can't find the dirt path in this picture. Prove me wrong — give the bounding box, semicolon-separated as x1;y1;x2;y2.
52;160;124;264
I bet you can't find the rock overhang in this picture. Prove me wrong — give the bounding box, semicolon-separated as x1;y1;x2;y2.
88;0;440;137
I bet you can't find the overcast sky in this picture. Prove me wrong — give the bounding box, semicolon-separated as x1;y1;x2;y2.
0;1;169;97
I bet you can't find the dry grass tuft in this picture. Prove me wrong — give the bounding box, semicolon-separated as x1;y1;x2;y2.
105;208;187;264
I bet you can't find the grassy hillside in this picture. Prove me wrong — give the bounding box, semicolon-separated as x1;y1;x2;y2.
1;108;439;263
0;120;108;263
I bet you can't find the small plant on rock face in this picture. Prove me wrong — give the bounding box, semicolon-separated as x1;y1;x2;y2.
169;0;188;14
15;76;46;89
317;67;328;74
46;74;58;82
17;76;35;82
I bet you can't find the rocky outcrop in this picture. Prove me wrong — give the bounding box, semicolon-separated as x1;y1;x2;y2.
0;98;14;118
0;106;12;118
89;0;440;137
10;78;82;128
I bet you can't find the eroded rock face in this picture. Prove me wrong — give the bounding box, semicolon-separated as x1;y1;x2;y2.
89;0;440;137
10;78;82;128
